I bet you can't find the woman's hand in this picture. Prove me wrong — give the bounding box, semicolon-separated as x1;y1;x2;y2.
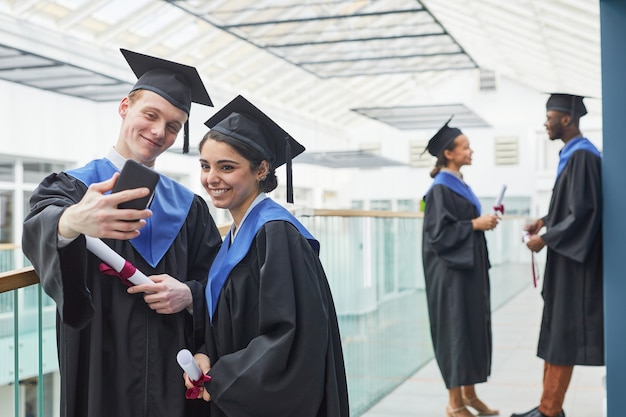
471;214;500;231
184;353;212;402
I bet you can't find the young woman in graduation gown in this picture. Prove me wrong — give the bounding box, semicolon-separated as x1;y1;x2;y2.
184;95;349;417
421;118;500;417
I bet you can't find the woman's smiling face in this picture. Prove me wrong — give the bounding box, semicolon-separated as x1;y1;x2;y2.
444;134;473;170
199;138;265;225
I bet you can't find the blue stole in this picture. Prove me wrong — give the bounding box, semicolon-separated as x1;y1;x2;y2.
206;198;319;321
557;137;601;179
426;171;482;214
66;158;194;267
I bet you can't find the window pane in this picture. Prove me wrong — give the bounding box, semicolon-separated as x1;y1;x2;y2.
23;162;63;184
397;199;417;212
0;161;13;182
0;190;12;243
370;200;391;211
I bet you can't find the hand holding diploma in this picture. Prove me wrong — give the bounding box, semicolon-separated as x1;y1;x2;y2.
523;218;544;236
86;236;194;313
523;219;546;253
472;214;500;231
178;349;212;400
522;220;544;288
523;235;541;288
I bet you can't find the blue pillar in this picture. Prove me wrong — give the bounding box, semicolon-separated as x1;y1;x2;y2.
600;1;626;416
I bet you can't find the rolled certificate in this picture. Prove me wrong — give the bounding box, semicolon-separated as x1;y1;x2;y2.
177;349;203;382
85;235;153;286
493;184;507;215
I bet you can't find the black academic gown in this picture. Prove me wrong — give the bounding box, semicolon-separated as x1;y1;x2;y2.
538;150;604;366
22;172;222;417
202;220;349;417
422;184;492;389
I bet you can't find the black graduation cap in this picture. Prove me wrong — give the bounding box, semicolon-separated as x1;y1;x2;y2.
121;48;213;153
204;95;305;203
546;93;587;118
422;115;463;157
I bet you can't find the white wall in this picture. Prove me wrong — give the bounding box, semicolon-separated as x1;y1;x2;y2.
0;71;603;216
336;72;603;215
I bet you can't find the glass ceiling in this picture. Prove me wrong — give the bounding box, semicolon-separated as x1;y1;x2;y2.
168;0;477;78
0;0;601;166
0;44;131;101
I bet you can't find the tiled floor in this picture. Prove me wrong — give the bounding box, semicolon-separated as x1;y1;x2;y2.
361;285;606;417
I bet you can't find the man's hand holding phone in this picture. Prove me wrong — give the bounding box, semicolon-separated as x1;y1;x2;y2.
58;160;159;241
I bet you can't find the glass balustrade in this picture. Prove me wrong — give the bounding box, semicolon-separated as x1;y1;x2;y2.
0;214;539;417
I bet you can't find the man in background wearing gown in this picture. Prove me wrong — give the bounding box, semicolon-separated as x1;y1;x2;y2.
511;94;603;417
22;49;222;417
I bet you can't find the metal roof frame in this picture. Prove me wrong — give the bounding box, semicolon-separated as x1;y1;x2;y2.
0;0;601;167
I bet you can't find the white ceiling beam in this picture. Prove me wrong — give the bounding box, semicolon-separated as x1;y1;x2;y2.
10;0;45;16
95;1;164;43
58;0;110;30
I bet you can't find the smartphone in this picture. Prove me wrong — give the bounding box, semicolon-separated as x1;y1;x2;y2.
111;159;160;210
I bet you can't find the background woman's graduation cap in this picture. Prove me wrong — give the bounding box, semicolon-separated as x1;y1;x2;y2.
120;48;213;153
205;95;305;203
545;93;588;119
422;115;463;157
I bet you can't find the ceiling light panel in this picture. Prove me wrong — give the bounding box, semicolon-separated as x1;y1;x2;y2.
167;0;477;78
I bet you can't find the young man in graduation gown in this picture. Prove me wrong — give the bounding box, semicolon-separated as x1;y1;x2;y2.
183;95;349;417
22;49;222;417
511;94;603;417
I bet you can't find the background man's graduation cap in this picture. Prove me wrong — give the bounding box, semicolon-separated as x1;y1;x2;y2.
204;95;305;203
121;48;213;153
422;115;463;157
545;93;588;119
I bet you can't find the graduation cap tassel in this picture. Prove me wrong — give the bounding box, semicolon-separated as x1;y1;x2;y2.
183;121;190;154
285;136;293;204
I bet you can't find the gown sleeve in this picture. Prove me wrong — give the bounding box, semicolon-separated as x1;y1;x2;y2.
22;173;95;329
423;185;476;269
184;195;222;350
541;151;602;262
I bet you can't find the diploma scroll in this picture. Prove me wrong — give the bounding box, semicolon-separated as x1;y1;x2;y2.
85;236;153;286
177;349;202;382
521;231;538;288
177;348;211;399
492;184;507;215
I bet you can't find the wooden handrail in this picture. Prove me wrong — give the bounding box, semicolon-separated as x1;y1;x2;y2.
0;266;39;293
0;210;430;294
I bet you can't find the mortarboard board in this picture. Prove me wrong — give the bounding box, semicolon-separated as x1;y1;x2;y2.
546;93;587;119
423;115;463;157
204;95;305;203
120;48;213;153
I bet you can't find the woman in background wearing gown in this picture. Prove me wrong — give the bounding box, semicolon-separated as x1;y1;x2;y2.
422;117;500;417
183;95;349;417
